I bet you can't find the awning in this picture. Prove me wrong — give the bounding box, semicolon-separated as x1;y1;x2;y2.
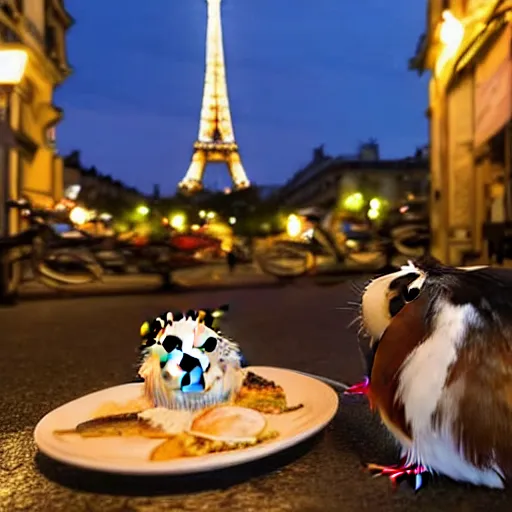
454;16;508;74
474;22;512;148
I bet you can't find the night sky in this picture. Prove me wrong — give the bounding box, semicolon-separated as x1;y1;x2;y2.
56;0;429;195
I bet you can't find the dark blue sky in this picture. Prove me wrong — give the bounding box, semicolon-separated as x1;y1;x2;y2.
56;0;428;195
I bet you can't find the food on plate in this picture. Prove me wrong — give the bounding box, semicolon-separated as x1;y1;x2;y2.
138;306;245;411
50;305;305;462
138;407;193;435
91;396;153;419
150;429;279;461
53;404;278;461
235;371;303;414
53;413;170;439
189;405;267;443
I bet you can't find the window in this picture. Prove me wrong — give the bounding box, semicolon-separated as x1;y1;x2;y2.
45;24;57;56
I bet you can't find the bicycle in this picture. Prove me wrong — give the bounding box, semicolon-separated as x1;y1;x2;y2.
0;198;103;304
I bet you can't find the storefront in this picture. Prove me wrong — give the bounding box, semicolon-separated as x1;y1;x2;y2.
413;0;512;264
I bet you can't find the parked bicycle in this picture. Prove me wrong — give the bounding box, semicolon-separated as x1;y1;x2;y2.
256;207;430;279
0;199;103;304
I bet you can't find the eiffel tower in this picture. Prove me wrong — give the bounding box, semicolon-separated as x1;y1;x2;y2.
178;0;250;193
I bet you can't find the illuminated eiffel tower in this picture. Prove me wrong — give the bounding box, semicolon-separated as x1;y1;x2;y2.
178;0;250;193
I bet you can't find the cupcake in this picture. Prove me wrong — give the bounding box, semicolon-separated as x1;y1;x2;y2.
138;306;245;411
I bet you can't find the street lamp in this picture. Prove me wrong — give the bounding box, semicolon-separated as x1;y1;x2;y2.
136;205;150;216
69;206;89;225
170;213;186;231
286;214;302;238
0;48;28;237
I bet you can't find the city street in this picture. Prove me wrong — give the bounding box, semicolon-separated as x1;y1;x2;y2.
1;280;512;511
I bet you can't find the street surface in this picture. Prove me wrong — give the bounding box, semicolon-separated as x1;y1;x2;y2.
1;279;512;511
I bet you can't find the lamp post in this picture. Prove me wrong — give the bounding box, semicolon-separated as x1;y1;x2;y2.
0;47;28;302
0;48;28;236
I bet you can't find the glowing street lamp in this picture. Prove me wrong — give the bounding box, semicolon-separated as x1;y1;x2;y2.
136;205;149;216
228;216;236;225
435;10;464;78
199;210;206;219
0;49;28;87
206;211;216;220
286;214;302;238
170;213;186;231
369;198;382;210
439;10;464;49
343;192;365;212
367;208;380;220
69;206;89;225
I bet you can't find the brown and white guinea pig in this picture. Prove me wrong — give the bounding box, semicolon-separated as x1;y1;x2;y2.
357;259;512;489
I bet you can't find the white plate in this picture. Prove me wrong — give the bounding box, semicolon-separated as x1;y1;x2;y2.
34;366;339;475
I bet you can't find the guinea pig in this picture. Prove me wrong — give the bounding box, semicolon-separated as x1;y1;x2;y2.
347;259;512;490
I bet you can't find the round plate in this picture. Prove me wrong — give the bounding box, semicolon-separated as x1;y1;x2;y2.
34;366;339;475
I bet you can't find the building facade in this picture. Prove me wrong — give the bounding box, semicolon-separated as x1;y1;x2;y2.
411;0;512;264
63;150;146;217
0;0;72;236
279;143;429;211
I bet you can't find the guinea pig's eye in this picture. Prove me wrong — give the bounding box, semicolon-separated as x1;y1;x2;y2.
404;287;420;302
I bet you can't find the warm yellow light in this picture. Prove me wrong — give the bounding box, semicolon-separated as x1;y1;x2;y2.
367;208;379;220
170;213;186;231
435;10;465;78
191;224;200;231
228;216;236;225
206;211;216;220
343;192;365;212
369;198;382;210
286;214;302;238
199;210;206;218
439;11;464;49
69;206;88;225
0;49;28;85
136;205;149;216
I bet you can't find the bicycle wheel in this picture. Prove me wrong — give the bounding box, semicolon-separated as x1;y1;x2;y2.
391;224;429;258
34;248;104;287
256;242;313;278
343;237;387;268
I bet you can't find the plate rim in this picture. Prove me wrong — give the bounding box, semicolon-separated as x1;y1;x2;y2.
34;365;339;475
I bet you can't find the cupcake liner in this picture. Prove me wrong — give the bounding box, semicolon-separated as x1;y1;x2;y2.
147;364;244;411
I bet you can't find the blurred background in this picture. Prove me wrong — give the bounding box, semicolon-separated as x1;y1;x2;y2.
0;0;510;299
